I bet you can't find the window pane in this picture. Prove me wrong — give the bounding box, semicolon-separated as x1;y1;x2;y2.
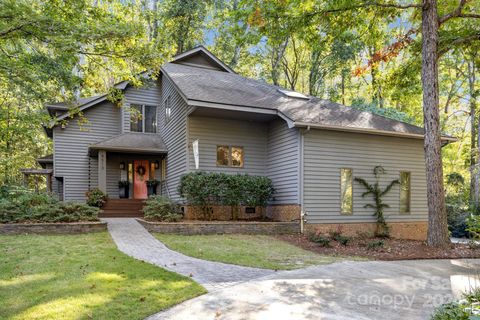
150;161;156;179
128;163;133;183
130;105;143;132
216;146;229;166
341;169;353;214
400;172;411;214
164;96;171;124
231;147;244;167
145;105;157;133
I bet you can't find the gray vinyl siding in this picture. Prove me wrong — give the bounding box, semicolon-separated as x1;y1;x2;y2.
159;76;190;200
303;129;428;223
53;101;121;201
187;116;268;176
122;81;163;133
267;119;300;204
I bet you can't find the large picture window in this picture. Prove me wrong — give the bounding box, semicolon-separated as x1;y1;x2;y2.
130;104;157;133
400;171;411;214
340;168;353;214
216;145;244;167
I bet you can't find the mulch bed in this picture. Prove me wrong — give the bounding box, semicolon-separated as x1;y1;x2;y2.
277;234;480;260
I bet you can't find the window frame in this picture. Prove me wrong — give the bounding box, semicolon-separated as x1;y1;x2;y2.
164;95;172;125
130;104;157;133
340;168;353;215
399;171;411;214
216;145;244;168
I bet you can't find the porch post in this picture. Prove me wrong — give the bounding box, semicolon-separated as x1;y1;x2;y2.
98;150;107;193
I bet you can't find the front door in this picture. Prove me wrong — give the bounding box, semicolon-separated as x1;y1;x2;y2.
133;160;149;199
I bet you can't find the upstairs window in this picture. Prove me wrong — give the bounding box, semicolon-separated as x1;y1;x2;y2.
216;146;244;168
164;95;172;124
340;168;353;214
130;104;157;133
400;172;411;214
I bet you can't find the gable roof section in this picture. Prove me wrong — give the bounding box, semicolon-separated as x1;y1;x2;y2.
161;62;454;141
89;133;168;155
170;46;235;73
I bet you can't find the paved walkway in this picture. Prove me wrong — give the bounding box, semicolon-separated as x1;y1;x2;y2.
103;218;273;291
154;259;480;320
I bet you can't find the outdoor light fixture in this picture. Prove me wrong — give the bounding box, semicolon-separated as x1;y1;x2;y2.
154;161;160;169
119;162;126;170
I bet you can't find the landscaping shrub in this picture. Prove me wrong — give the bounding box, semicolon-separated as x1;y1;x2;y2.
85;188;108;207
366;240;385;250
431;289;480;320
308;232;331;247
178;172;274;220
143;195;183;222
0;188;99;223
466;214;480;239
334;235;351;246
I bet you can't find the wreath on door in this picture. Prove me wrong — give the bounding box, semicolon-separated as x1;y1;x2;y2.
136;165;146;180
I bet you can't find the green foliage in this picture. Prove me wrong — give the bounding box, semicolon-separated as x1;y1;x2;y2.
366;240;385;250
308;232;332;247
431;289;480;320
355;166;399;238
85;188;108;208
350;98;417;125
333;234;351;246
178;172;275;220
146;179;160;187
466;215;480;239
0;188;99;223
143;195;183;222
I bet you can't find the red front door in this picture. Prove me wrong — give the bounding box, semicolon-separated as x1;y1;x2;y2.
133;160;149;199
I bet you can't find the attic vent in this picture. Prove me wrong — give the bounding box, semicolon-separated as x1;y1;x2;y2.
278;89;310;100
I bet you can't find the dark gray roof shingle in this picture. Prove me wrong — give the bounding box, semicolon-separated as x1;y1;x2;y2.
162;62;425;137
89;133;167;154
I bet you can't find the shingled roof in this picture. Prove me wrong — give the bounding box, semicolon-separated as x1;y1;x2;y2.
89;133;168;155
162;62;440;139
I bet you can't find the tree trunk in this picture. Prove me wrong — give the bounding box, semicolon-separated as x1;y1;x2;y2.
422;0;449;246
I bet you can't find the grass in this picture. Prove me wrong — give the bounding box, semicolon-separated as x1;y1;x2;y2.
154;234;350;270
0;232;206;320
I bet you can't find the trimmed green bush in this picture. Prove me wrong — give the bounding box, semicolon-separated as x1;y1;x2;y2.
431;289;480;320
85;188;108;207
0;187;99;223
308;232;331;247
178;172;275;220
143;195;183;222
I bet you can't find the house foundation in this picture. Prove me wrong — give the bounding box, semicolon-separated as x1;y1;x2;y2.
305;221;428;241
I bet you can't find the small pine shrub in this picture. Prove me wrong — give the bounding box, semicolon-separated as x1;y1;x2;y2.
334;235;351;246
85;188;108;208
366;240;385;250
308;232;331;247
143;195;183;222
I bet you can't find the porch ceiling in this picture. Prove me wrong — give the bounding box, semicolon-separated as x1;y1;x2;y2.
89;133;168;156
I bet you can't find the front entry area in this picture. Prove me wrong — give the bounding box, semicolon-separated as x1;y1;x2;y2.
133;160;149;199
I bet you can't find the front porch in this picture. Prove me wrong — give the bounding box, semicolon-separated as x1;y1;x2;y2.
89;132;168;201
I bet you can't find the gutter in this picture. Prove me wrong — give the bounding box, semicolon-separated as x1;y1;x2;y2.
299;125;310;234
293;121;458;142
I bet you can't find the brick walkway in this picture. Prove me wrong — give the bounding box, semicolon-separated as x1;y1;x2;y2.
103;218;274;291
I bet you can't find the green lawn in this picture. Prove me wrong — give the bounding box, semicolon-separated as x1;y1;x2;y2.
154;234;350;270
0;232;205;320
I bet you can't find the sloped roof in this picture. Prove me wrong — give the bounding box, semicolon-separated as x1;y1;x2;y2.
161;63;432;139
37;154;53;163
89;133;168;155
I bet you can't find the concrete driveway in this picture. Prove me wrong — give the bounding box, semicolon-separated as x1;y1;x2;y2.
152;259;480;320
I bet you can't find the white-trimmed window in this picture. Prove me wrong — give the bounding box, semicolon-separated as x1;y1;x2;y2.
130;104;157;133
400;171;411;214
340;168;353;215
164;95;172;124
216;145;244;168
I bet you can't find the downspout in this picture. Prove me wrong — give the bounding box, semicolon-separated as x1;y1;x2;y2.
299;125;310;234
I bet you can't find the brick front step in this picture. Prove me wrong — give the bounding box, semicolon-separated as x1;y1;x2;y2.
99;199;145;218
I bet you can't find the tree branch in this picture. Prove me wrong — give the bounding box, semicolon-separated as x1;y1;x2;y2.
438;0;477;25
439;33;480;56
304;1;420;17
